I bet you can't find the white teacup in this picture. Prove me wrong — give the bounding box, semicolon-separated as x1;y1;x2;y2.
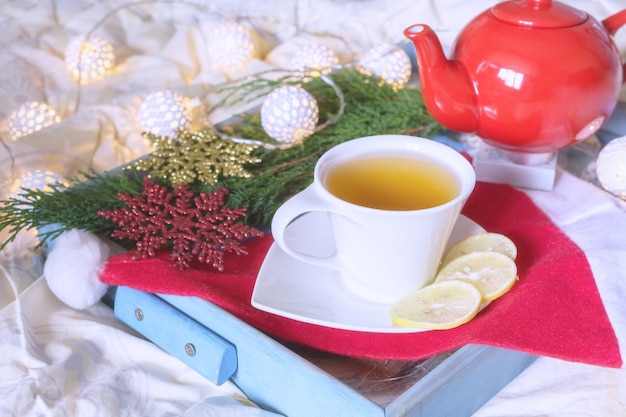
271;135;476;303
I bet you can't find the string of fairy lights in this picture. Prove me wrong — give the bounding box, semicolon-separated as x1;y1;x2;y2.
1;7;415;197
1;3;625;201
6;24;412;144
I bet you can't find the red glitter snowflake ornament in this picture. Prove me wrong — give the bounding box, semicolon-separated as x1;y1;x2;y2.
99;178;264;270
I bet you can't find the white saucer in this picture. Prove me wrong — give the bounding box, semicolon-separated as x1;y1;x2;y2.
251;212;485;333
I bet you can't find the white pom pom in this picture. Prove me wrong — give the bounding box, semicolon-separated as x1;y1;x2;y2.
44;229;111;310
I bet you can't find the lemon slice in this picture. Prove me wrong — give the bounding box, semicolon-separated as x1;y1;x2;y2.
442;232;517;266
435;251;518;301
390;280;482;330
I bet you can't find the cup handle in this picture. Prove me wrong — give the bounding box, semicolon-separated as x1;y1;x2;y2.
271;184;344;272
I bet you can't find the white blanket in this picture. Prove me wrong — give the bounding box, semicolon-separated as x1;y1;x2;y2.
1;1;626;415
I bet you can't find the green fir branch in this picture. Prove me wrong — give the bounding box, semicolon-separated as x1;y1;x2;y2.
0;69;442;247
0;170;145;249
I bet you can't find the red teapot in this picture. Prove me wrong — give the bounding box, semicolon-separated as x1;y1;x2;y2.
405;0;626;154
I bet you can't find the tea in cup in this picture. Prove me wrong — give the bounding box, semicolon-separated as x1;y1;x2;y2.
271;135;476;303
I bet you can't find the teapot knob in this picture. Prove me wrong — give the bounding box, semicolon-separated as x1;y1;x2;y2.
492;0;586;28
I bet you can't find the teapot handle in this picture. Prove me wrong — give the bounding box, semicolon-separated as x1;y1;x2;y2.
603;9;626;84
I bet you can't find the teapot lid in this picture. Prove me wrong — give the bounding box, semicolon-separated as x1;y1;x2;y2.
491;0;587;28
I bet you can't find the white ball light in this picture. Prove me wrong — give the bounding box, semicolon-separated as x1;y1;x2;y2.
138;91;193;138
15;169;68;194
358;43;412;90
7;101;61;141
596;136;626;199
207;21;256;73
65;34;115;84
291;43;338;77
261;85;319;143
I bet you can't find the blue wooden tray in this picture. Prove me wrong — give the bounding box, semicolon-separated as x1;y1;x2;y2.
113;286;537;417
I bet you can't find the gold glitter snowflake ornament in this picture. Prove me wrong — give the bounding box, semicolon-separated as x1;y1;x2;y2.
129;129;261;186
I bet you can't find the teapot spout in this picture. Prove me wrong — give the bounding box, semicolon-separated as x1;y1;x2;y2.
602;9;626;84
404;24;478;132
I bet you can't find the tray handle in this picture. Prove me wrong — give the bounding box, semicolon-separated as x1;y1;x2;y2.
114;286;237;386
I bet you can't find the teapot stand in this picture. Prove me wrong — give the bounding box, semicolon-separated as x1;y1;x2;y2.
473;142;557;191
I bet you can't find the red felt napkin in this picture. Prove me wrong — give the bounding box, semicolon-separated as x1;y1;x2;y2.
100;182;622;368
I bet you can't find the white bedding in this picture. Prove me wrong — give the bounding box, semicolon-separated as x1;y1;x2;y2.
1;1;626;415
